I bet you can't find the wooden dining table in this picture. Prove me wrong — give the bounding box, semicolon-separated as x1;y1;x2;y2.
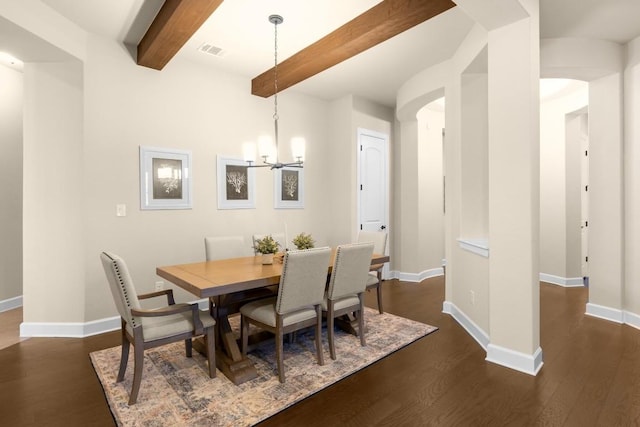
156;250;390;385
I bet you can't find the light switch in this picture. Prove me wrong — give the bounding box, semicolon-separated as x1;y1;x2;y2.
116;204;126;217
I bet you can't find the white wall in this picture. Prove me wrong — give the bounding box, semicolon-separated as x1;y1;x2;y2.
395;23;490;329
326;96;354;248
460;72;488;239
23;59;85;324
324;95;394;251
539;82;588;282
394;64;449;279
540;33;629;325
79;34;342;321
564;111;587;279
0;64;23;305
587;72;624;315
625;36;640;318
417;104;445;273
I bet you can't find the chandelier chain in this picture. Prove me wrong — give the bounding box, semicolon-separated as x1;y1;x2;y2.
273;16;279;161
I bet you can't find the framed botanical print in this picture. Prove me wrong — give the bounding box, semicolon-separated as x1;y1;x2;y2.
140;146;192;210
274;167;304;209
217;155;255;209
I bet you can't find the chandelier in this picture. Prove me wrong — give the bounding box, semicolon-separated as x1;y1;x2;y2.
244;14;304;169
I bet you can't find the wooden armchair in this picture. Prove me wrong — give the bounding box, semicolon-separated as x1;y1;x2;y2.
100;252;216;405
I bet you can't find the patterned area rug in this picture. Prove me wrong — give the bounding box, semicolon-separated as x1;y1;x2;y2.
90;307;438;426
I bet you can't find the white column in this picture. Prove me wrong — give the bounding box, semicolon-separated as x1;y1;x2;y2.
586;73;624;321
22;61;86;334
624;37;640;321
397;119;421;275
485;2;542;374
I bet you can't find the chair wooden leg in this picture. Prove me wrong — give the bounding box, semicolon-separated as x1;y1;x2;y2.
327;304;336;360
185;338;193;357
117;323;129;382
315;305;324;366
276;315;285;383
358;294;366;347
129;346;144;405
205;326;216;378
240;315;249;357
376;282;384;314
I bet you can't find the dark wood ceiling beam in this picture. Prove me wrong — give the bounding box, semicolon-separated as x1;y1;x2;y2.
251;0;456;98
137;0;224;70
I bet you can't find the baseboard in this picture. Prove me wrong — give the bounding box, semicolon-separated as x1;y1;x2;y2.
0;295;22;313
486;344;544;376
539;273;584;287
20;316;120;338
585;302;624;324
392;267;444;283
442;301;490;350
444;300;543;375
624;310;640;330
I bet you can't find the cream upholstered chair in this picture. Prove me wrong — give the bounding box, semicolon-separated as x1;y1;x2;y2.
205;235;251;261
100;252;216;405
357;230;388;314
240;247;331;383
252;233;286;254
323;242;375;360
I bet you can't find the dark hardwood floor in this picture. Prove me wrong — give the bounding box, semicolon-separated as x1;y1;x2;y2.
1;277;639;426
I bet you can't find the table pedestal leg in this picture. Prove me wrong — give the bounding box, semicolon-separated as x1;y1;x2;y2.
334;312;369;336
214;312;258;384
193;291;277;385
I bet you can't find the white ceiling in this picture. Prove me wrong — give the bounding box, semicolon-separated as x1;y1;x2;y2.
7;0;640;107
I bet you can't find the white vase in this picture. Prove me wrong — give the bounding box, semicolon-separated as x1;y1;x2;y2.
261;253;274;265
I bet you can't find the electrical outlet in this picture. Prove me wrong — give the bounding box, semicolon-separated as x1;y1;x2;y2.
155;281;164;291
470;290;475;305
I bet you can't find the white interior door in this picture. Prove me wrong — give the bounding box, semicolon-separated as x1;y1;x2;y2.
357;128;389;279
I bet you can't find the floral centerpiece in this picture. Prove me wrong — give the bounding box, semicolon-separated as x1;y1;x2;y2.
254;235;280;264
292;232;315;250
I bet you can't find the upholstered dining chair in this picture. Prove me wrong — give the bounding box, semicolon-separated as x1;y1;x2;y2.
323;242;375;360
205;235;251;261
100;252;216;405
252;233;286;254
240;247;332;383
357;230;388;314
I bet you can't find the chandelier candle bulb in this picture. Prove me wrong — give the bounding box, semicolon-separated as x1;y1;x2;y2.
243;142;257;163
291;137;305;161
258;135;273;161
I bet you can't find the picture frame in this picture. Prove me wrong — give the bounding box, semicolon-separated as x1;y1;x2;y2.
140;146;192;210
274;167;304;209
217;155;255;209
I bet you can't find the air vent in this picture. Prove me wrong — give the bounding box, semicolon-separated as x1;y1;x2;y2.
197;43;226;58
